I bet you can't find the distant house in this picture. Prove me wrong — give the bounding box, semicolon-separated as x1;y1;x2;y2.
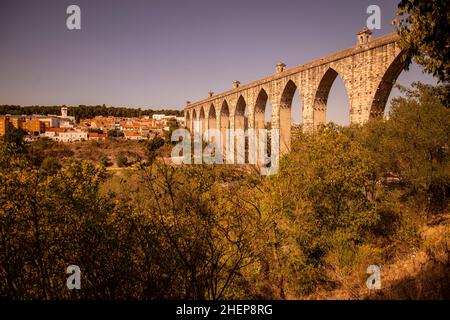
23;119;46;134
152;114;166;121
58;131;88;142
88;132;108;141
42;128;87;142
0;116;9;136
124;130;146;140
140;126;150;138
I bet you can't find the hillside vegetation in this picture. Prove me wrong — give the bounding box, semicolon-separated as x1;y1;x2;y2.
0;83;449;299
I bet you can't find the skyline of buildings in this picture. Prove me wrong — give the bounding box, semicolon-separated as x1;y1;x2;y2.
0;107;184;142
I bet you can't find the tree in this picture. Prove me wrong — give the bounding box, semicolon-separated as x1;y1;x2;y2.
380;83;450;212
116;154;128;167
137;163;268;299
3;127;25;148
258;124;384;296
40;157;61;174
165;119;179;144
0;141;114;299
99;155;110;167
145;136;165;164
395;0;450;83
88;128;103;134
107;129;122;137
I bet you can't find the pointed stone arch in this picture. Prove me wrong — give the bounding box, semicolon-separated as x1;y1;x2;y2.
254;88;269;130
208;103;217;130
254;88;273;163
185;110;191;131
191;109;198;132
313;67;350;128
279;79;299;153
220;100;230;125
199;106;206;135
370;51;406;118
234;95;247;131
220;101;230;158
207;103;217;139
234;95;248;162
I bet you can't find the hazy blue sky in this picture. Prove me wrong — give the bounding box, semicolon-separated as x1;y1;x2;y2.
0;0;436;124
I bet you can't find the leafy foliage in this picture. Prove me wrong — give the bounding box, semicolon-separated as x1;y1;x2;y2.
0;83;449;299
2;127;25;149
395;0;450;82
145;136;165;164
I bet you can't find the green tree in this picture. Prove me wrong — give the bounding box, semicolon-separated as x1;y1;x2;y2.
0;141;115;299
88;128;103;134
365;82;450;213
3;126;25;148
258;124;383;296
40;157;61;174
145;136;165;164
135;163;268;299
99;155;110;167
116;154;128;167
165;119;179;144
395;0;450;82
107;129;122;137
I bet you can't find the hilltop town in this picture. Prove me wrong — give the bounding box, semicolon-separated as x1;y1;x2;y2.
0;106;185;142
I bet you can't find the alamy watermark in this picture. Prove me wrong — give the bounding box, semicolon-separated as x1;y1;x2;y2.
64;4;380;31
171;121;280;176
366;5;381;30
366;265;381;290
66;5;81;30
64;264;381;291
66;265;81;290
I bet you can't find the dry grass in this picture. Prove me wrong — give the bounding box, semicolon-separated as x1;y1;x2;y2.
304;213;450;300
34;138;148;168
370;214;450;300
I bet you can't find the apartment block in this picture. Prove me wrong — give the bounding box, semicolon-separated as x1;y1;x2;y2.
0;116;9;136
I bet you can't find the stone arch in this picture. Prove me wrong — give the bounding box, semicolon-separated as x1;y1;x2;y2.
192;109;198;132
370;51;406;118
234;95;248;162
254;88;273;164
279;79;299;153
313;67;350;128
220;101;230;158
208;103;217;130
234;95;247;131
199;106;206;135
254;88;269;130
220;100;230;127
185;110;191;131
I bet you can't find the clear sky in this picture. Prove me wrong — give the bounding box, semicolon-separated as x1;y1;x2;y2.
0;0;436;124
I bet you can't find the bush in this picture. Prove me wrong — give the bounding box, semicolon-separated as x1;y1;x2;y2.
40;157;61;174
1;83;449;300
99;156;111;167
145;136;165;163
116;155;128;167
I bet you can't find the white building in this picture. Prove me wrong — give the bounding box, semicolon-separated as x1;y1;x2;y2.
61;107;68;118
152;114;166;121
42;129;87;142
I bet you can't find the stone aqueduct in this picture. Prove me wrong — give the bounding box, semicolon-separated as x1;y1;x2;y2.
184;30;405;155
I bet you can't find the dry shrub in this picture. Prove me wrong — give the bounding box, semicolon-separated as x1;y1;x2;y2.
372;223;450;299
